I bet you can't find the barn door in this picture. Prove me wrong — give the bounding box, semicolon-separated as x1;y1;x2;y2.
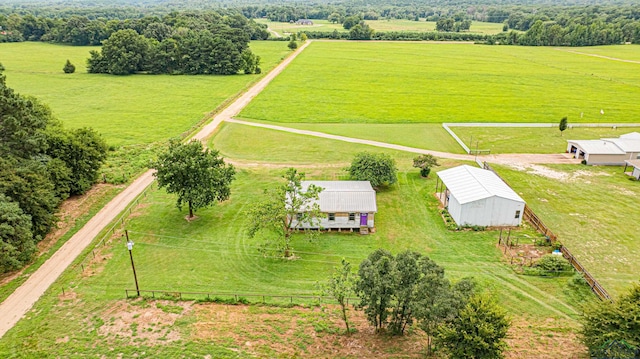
360;213;368;226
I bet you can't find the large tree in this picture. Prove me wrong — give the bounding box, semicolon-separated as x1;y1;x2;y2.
581;284;640;357
347;152;397;189
0;194;35;273
355;248;396;332
87;29;150;75
152;140;235;219
247;168;322;258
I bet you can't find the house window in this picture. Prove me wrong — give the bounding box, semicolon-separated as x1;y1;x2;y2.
348;213;355;221
296;213;302;221
328;213;335;221
515;210;521;219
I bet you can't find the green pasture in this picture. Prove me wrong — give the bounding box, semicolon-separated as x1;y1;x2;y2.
240;42;640;124
452;126;640;154
0;41;290;146
556;45;640;62
494;164;640;297
0;166;588;357
256;18;504;37
212;122;463;163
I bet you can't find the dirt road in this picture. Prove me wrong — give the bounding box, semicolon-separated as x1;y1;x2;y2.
0;41;311;340
225;119;581;165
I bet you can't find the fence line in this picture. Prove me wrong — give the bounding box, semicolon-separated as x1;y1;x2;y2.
482;162;612;301
73;182;154;273
124;289;359;306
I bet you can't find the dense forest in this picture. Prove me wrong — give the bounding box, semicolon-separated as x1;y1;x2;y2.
0;69;107;273
1;0;639;46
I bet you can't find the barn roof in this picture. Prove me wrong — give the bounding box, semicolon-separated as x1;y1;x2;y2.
567;140;626;155
301;181;377;213
601;138;640;152
620;132;640;140
436;165;524;205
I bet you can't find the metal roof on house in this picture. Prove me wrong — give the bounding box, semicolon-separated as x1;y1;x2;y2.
567;140;627;155
436;165;524;205
301;181;377;213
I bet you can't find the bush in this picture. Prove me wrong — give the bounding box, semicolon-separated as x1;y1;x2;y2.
63;59;75;74
535;254;572;274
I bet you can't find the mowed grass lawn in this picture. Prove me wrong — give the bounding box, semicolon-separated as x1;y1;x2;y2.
452;126;640;154
0;41;291;146
257;18;503;36
494;164;640;297
0;129;590;356
240;42;640;124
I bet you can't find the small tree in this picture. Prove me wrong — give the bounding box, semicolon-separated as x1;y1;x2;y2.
437;294;510;359
413;154;440;178
152;140;235;219
322;259;356;335
300;32;308;41
287;38;298;50
347;152;397;189
559;116;568;136
581;284;640;356
247;168;322;258
63;59;75;74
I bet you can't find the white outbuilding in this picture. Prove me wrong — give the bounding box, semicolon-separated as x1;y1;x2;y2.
435;165;525;227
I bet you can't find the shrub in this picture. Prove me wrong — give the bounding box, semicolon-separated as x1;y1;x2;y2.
63;59;75;74
535;254;572;273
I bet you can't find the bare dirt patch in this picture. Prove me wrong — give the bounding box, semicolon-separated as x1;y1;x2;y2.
97;299;192;345
191;303;428;358
505;317;587;359
508;164;611;183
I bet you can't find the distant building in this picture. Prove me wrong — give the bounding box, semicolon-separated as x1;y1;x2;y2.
295;19;314;25
292;181;377;233
567;132;640;165
436;165;525;227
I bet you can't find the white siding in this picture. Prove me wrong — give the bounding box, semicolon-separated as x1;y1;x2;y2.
293;212;374;229
447;194;463;226
450;196;524;227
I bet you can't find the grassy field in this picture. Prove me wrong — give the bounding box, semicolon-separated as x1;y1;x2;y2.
212;122;464;162
0;41;291;147
240;42;640;124
451;126;640;154
556;45;640;62
0;163;590;356
494;163;640;297
0;126;592;356
256;18;504;36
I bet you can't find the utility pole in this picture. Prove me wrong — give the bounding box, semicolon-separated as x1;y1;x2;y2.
125;230;140;297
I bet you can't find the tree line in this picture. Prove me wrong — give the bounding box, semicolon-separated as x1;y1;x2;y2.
0;11;269;46
0;68;107;274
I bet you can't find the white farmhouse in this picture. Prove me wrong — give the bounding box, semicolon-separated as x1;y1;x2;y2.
436;165;525;227
293;181;377;233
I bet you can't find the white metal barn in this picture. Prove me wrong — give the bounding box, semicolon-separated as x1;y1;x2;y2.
436;165;525;227
293;181;377;233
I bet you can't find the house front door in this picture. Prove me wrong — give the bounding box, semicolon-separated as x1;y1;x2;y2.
360;213;368;226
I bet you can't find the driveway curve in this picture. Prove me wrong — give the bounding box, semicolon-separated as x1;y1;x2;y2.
0;41;311;339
